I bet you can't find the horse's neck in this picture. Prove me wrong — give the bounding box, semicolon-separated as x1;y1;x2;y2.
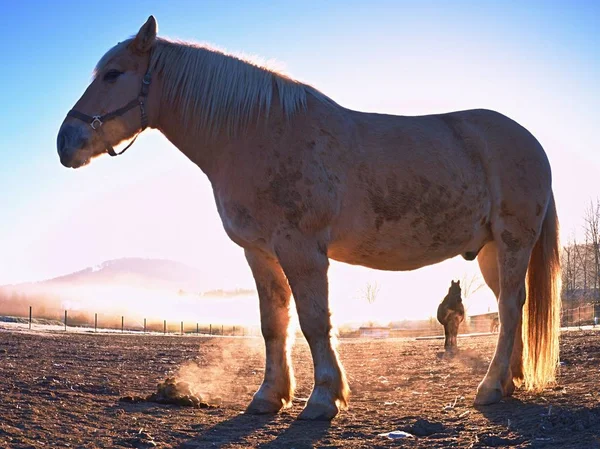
444;293;461;305
156;109;220;175
152;83;224;176
151;74;282;179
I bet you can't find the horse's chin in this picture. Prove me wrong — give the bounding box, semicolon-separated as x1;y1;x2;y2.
71;159;91;169
60;155;91;169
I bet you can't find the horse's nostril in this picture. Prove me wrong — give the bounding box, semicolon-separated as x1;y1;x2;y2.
57;132;67;155
75;132;88;149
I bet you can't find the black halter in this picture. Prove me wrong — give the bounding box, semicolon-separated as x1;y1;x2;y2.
67;67;152;157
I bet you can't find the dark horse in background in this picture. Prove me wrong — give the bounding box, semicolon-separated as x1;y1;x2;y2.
437;280;465;352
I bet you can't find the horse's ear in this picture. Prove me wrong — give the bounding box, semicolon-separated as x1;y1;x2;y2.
132;16;157;54
457;280;460;286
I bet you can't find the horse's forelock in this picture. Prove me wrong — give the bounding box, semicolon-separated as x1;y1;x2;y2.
93;38;134;78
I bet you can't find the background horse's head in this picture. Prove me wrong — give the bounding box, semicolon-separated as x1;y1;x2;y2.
56;16;157;168
448;279;461;299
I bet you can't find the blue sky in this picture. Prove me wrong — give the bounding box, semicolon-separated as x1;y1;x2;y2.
0;1;599;320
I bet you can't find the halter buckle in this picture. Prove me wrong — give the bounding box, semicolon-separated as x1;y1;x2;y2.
90;116;103;130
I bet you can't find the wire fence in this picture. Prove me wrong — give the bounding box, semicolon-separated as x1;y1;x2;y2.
5;303;600;339
8;306;262;337
560;303;600;328
465;303;600;334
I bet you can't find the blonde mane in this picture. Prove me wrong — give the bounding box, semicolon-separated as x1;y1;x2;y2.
95;38;332;138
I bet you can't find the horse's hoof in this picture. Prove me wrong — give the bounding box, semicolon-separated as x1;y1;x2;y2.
297;402;339;421
503;378;516;397
511;372;524;389
474;386;503;405
245;398;283;415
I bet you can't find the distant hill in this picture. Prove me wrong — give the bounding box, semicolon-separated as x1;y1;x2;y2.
0;258;258;323
0;258;255;309
34;258;209;293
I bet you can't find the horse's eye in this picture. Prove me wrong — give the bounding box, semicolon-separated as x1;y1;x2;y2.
103;70;123;83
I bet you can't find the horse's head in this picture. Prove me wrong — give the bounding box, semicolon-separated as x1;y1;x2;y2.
57;16;157;168
448;280;461;298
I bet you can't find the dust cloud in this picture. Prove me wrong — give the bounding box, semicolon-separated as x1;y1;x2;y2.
169;336;266;406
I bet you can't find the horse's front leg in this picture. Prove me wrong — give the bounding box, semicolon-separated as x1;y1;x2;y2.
276;231;350;420
244;248;295;414
444;319;459;354
443;324;452;350
450;316;461;351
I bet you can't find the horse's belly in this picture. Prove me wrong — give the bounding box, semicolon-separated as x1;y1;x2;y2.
328;246;452;271
328;197;492;271
328;239;465;271
329;226;487;271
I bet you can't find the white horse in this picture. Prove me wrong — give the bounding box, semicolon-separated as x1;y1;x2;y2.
58;16;561;420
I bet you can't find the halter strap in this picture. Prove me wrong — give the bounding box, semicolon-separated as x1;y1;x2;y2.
67;68;152;157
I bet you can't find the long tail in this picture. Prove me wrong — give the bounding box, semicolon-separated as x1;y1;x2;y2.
522;193;561;391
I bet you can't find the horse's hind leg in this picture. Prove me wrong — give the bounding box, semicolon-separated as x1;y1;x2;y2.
477;242;523;393
244;248;295;414
475;238;532;405
275;231;349;420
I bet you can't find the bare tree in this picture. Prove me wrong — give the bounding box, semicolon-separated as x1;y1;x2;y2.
575;237;588;294
562;244;573;296
459;272;486;316
361;282;380;304
460;273;485;300
584;198;600;300
562;234;580;301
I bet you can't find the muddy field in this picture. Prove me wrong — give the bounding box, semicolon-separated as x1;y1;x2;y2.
1;328;599;449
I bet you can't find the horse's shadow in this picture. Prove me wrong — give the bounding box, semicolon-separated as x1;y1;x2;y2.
258;418;331;448
178;411;275;448
475;397;546;432
475;397;600;447
177;408;331;449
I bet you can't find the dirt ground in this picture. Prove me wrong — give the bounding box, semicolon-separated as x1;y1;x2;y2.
1;328;599;449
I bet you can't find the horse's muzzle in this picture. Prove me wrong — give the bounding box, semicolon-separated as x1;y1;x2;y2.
57;123;90;168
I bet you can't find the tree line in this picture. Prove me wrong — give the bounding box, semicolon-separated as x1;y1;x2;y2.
562;199;600;305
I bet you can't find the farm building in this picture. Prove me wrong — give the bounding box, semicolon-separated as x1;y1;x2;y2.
468;311;499;333
358;326;391;338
